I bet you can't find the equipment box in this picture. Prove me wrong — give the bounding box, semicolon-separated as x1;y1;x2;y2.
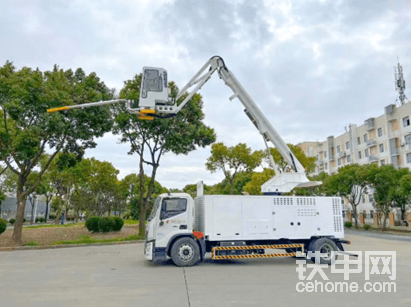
194;195;344;242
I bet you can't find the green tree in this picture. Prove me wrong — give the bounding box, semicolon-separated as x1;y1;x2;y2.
243;168;276;195
293;172;331;196
367;165;409;229
327;164;371;228
206;143;262;194
112;75;216;236
0;62;114;245
122;173;167;220
268;144;317;174
397;174;411;224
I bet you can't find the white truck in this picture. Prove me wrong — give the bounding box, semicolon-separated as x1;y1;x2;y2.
48;56;350;266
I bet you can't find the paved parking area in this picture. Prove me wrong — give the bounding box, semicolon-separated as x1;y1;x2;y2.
1;234;410;307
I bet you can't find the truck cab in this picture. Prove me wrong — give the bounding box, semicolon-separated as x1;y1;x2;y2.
144;193;195;262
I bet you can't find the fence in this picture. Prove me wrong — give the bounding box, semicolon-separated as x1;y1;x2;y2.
0;195;49;221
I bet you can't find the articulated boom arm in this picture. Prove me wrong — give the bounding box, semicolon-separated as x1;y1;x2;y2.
47;56;321;193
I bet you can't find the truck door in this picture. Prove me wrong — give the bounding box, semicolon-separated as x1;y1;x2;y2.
272;197;296;239
155;197;189;249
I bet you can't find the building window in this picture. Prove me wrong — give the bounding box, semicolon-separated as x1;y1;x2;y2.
379;143;384;153
324;151;327;158
378;127;383;137
337;145;341;153
364;134;368;142
363;210;367;218
365;149;369;157
347;155;351;163
358;151;362;159
338;158;342;166
407;153;411;164
380;159;386;165
403;116;410;127
342;210;346;218
357;137;361;145
325;163;328;170
341;197;344;204
405;134;411;145
370;210;374;219
362;195;365;203
369;195;374;203
346;141;349;151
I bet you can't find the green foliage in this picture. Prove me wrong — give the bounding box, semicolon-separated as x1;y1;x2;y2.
366;164;409;228
9;218;15;224
98;217;115;233
0;218;6;234
363;224;371;230
35;217;45;223
268;144;317;174
0;62;114;245
86;217;100;232
25;241;41;246
112;75;216;236
243;168;275;195
344;222;352;228
52;234;143;245
111;217;124;231
206;143;262;194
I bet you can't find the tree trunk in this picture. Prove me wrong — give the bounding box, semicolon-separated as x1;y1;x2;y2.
45;201;49;221
11;180;27;247
138;154;145;236
351;203;358;229
30;197;35;224
382;211;389;230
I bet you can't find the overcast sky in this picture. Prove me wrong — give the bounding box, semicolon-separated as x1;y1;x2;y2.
1;0;411;189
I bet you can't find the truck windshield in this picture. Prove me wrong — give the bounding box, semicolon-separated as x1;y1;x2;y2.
148;197;161;221
161;198;187;219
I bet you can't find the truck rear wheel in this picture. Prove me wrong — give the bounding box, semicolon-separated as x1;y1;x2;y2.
309;238;338;265
170;237;200;267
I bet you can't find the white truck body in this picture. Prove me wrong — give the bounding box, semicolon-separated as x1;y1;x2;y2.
194;195;344;242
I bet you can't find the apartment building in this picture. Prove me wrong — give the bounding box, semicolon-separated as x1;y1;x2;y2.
298;101;411;223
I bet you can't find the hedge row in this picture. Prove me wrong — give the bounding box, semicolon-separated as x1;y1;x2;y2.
86;216;124;233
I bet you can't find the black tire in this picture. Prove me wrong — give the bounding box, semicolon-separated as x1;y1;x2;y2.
170;237;200;267
309;238;338;265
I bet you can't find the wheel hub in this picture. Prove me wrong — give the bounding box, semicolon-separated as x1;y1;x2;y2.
177;243;194;262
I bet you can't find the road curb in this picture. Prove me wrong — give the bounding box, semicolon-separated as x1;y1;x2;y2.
0;240;145;252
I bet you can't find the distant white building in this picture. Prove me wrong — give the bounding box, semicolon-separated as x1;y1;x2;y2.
298;100;411;223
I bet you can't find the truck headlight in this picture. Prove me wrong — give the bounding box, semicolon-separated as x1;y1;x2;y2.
144;241;154;260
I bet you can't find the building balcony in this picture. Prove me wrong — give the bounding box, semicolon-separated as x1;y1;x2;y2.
390;147;399;156
365;118;375;131
338;151;346;158
366;139;377;147
367;155;378;163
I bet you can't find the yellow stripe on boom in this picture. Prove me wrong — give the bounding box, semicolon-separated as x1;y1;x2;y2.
47;106;70;113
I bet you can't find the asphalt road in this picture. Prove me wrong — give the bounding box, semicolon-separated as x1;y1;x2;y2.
345;228;411;243
0;233;410;307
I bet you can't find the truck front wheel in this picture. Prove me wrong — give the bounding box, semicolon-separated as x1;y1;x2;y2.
170;237;200;267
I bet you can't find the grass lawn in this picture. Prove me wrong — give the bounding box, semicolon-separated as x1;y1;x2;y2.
0;222;142;248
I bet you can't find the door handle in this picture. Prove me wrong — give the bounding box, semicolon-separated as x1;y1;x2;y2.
290;222;294;226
